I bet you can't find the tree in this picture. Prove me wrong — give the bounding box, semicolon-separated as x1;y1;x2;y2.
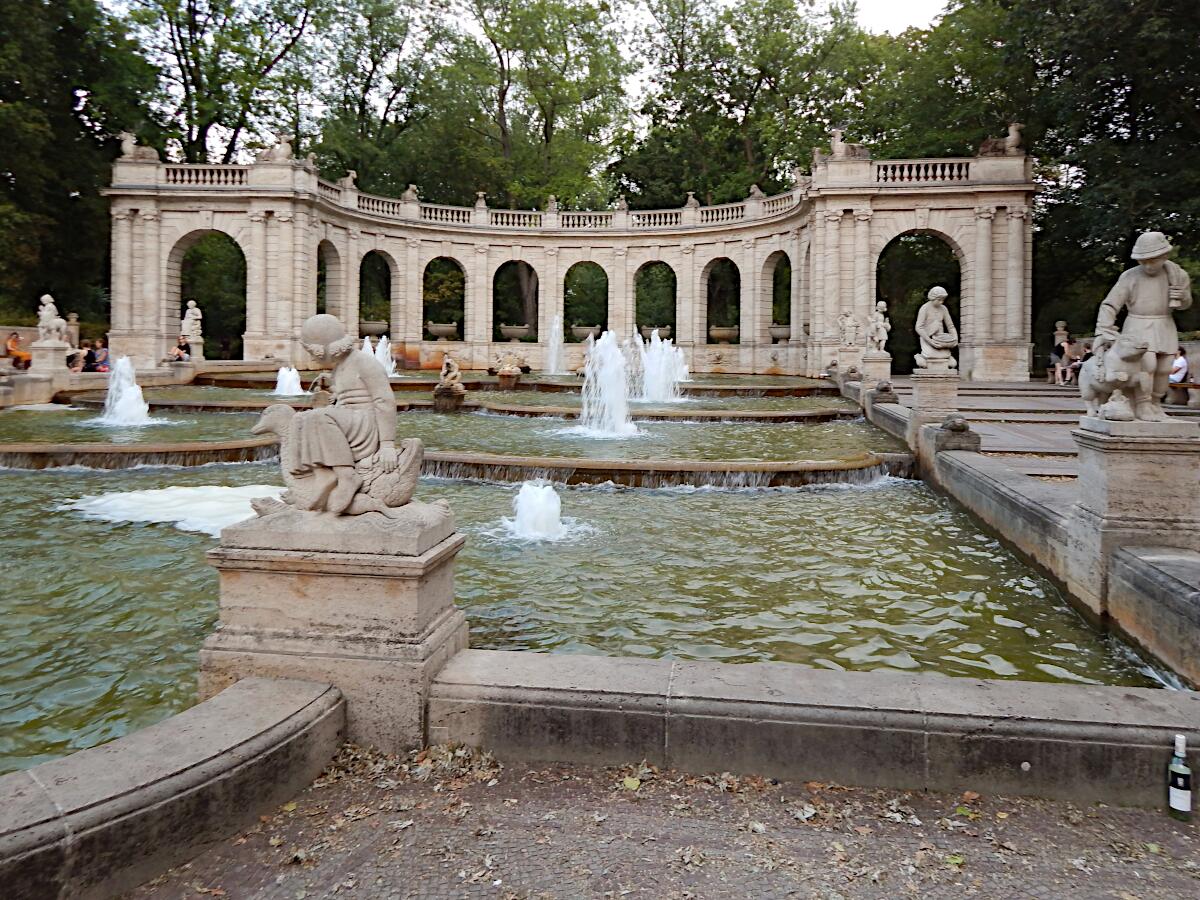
0;0;154;317
129;0;325;162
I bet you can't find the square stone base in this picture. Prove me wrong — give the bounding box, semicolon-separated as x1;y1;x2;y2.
861;351;891;386
906;370;959;450
960;342;1030;382
200;504;469;751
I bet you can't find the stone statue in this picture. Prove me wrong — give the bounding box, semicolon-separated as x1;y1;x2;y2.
866;301;891;352
615;195;628;211
748;184;764;198
36;294;67;343
913;286;958;370
433;356;467;412
256;132;294;162
250;314;421;516
473;191;486;208
337;170;357;190
1090;231;1193;421
400;184;419;202
979;123;1024;157
828;128;870;160
546;195;559;213
1079;335;1153;421
836;310;860;346
118;131;159;161
180;300;203;339
684;192;700;209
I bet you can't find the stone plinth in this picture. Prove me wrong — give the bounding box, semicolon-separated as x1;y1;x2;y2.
188;336;205;361
1066;417;1200;616
432;385;466;412
199;500;469;752
861;350;891;384
905;369;959;451
29;339;70;373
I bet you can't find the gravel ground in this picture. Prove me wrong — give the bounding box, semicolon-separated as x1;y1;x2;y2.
129;744;1200;899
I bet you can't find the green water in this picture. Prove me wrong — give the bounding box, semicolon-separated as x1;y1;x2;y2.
0;408;259;444
399;410;903;460
0;465;1164;775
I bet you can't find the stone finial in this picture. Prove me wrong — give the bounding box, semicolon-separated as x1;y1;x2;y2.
546;195;559;213
402;184;420;202
941;413;970;433
979;123;1024;157
748;184;764;198
338;170;358;190
250;314;421;516
473;191;487;209
614;194;628;211
256;131;294;162
684;191;699;209
118;131;159;161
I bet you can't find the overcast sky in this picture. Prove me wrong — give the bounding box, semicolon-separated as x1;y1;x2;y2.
854;0;947;34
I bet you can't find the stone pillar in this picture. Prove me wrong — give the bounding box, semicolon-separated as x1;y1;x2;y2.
244;212;268;352
905;370;959;454
403;239;422;343
612;249;631;339
973;207;994;345
273;212;295;345
200;500;469;752
853;210;872;322
1066;419;1200;617
135;210;161;366
343;228;361;342
790;229;807;345
467;244;491;363
541;248;560;357
677;245;695;346
861;351;891;384
109;210;134;334
1005;207;1025;342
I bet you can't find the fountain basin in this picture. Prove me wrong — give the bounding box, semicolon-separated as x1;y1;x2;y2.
359;320;387;337
426;322;459;341
769;324;791;343
708;325;740;344
640;325;671;340
571;325;602;341
499;325;532;342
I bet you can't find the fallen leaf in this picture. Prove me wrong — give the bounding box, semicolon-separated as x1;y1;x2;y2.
1146;842;1162;855
749;821;767;834
622;776;641;791
961;791;980;803
268;836;284;847
944;854;965;868
995;812;1009;820
281;802;298;813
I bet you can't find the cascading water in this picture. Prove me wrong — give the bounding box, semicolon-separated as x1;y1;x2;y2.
273;366;304;396
637;329;690;402
545;313;564;375
374;335;398;377
576;331;639;436
96;356;153;426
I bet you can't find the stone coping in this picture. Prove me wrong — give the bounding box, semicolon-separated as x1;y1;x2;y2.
1109;547;1200;687
0;678;344;899
429;649;1200;807
0;436;279;470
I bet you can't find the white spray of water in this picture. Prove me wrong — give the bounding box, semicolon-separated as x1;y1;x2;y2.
361;336;373;356
575;331;639;437
273;366;304;395
96;357;152;426
493;480;595;542
374;335;399;377
635;329;690;402
545;313;564;375
63;484;285;537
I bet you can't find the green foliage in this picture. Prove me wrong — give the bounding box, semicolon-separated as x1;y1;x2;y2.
635;262;676;330
563;262;607;338
492;260;538;340
359;252;391;323
422;257;466;336
180;233;246;359
876;235;961;374
705;259;740;334
0;0;154;318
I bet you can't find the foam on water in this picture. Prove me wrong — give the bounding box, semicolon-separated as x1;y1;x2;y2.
63;484;284;536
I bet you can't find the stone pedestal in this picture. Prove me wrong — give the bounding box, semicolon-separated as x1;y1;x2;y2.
861;350;891;384
432;385;466;412
959;342;1031;382
199;500;469;752
188;336;205;361
497;372;520;390
1066;417;1200;616
29;339;71;389
905;369;959;451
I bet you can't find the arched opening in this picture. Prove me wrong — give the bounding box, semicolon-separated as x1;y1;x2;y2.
764;251;791;341
563;262;608;341
703;257;741;344
316;240;341;317
634;261;676;337
876;232;962;374
169;230;246;360
359;250;394;335
492;260;538;342
423;257;466;340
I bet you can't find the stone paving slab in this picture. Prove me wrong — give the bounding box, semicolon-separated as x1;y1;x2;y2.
127;745;1200;899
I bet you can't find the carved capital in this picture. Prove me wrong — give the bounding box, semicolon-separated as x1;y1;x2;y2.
112;209;133;223
853;210;873;223
1007;206;1028;220
139;211;160;223
823;211;844;223
974;206;996;220
614;248;627;257
249;212;268;224
742;239;754;250
275;213;294;224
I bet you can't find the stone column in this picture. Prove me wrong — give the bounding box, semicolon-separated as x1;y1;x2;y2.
138;210;161;364
244;212;268;352
1067;419;1200;617
468;244;491;364
273;212;295;343
739;239;760;352
109;210;134;334
1005;207;1025;342
677;245;695;346
200;500;469;752
343;227;361;342
973;207;994;345
612;249;631;339
853;210;872;321
541;248;560;357
790;229;807;346
403;238;422;343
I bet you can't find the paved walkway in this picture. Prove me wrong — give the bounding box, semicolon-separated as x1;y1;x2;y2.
131;746;1199;899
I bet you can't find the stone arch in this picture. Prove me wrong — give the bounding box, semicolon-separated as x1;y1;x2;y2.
701;256;741;344
165;228;247;359
874;228;964;373
634;261;677;337
492;259;539;342
359;248;399;337
316;239;342;318
762;250;791;342
423;256;467;340
563;261;608;340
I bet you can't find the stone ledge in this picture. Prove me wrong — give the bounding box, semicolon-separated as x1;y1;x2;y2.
1109;547;1200;687
429;649;1199;806
0;678;344;900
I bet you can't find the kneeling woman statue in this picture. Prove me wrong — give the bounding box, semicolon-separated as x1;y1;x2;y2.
252;314;421;516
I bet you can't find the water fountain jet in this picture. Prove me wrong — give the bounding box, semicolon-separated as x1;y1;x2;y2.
636;329;690;402
577;332;639;437
96;357;153;426
505;481;567;540
273;366;304;396
374;336;399;377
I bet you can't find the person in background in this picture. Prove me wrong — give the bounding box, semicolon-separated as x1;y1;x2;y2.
69;339;93;373
6;332;31;369
1050;332;1072;385
92;337;110;373
1067;343;1093;384
1170;347;1189;385
166;334;192;362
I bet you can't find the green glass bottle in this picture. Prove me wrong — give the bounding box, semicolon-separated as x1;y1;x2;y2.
1168;734;1192;822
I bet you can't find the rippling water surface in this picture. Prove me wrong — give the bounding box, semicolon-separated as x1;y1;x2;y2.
0;408;258;444
0;464;1164;775
474;391;854;413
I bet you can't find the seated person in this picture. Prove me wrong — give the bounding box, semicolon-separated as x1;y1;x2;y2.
92;337;110;372
67;340;91;373
166;335;192;362
1170;347;1189;385
5;332;31;369
1066;343;1092;383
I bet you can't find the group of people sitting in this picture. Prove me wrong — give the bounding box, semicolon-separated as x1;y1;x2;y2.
1051;332;1190;389
4;332;110;372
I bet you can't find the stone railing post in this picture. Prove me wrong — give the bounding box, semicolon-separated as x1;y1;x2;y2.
682;193;699;226
472;192;488;225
